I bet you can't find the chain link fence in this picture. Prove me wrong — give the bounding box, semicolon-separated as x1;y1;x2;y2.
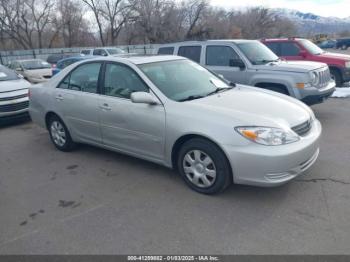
0;44;160;65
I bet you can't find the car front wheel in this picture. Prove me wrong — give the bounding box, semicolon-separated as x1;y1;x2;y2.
48;115;76;152
177;138;232;194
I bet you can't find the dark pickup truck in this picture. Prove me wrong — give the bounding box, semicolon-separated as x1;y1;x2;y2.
336;38;350;50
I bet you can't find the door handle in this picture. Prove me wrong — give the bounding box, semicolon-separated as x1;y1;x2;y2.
55;95;64;101
99;103;111;111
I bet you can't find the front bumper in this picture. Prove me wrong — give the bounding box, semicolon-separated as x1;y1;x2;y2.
300;81;336;105
341;67;350;82
223;119;322;187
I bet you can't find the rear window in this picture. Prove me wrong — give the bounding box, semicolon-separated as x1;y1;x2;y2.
178;46;202;63
158;47;174;55
81;50;91;55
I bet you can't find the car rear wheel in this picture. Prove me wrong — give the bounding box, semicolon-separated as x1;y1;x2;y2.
177;138;232;194
341;44;348;50
48;115;76;152
330;69;343;87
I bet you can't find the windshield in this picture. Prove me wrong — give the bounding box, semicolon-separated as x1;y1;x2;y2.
237;41;279;65
138;60;230;102
0;66;20;81
299;39;324;55
107;48;126;55
21;60;51;70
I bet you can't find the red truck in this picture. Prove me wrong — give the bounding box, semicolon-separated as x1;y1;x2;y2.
262;38;350;87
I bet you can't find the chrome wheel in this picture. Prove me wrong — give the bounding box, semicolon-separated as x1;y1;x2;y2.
50;120;66;147
182;150;216;188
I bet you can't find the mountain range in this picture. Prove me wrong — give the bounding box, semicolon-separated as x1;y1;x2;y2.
272;8;350;35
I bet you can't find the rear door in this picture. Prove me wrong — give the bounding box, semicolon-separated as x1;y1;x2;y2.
205;44;247;84
99;62;166;160
54;62;103;144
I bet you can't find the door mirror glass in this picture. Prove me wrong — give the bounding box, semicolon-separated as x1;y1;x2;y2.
229;59;245;70
131;92;159;105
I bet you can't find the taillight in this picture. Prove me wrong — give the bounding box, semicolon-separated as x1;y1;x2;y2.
52;64;56;68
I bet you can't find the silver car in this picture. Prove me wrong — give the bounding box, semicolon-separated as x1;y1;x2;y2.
29;56;321;194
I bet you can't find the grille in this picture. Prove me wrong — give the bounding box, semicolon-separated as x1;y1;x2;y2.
292;119;312;136
0;93;27;102
0;101;29;112
317;68;331;88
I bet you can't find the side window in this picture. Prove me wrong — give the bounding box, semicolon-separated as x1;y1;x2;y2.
103;63;148;99
57;63;101;93
206;46;240;66
93;49;101;56
280;42;300;56
178;46;201;63
158;47;174;55
264;42;281;56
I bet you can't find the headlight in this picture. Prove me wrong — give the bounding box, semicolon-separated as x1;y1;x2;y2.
235;126;300;146
345;61;350;68
309;71;319;86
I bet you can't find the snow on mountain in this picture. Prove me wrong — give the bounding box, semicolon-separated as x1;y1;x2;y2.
272;8;350;35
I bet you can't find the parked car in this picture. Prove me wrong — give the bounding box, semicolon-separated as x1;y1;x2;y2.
80;49;93;56
335;38;350;50
29;56;321;194
262;38;350;87
8;59;52;84
52;56;94;75
318;39;336;49
0;65;31;123
80;48;126;57
47;54;75;68
157;40;335;105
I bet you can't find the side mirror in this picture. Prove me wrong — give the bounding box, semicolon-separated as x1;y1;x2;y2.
131;92;159;105
299;50;307;58
229;59;245;70
102;53;108;56
16;67;23;71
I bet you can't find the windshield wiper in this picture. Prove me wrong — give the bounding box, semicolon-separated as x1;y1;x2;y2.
206;86;234;96
178;95;205;102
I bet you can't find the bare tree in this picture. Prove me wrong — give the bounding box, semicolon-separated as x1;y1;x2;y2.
25;0;54;48
182;0;209;40
82;0;106;45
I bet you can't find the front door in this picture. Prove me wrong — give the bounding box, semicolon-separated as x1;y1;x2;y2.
99;62;166;161
205;45;247;84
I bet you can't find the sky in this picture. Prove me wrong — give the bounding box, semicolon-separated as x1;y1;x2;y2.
210;0;350;18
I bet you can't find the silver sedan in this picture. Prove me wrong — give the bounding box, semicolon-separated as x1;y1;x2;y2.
29;56;321;194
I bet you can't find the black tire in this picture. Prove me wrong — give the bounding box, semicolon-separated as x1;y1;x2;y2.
330;69;343;87
48;115;76;152
177;138;232;194
341;44;348;50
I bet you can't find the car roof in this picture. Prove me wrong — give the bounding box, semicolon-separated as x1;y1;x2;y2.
158;39;259;46
86;55;186;65
58;56;93;62
262;38;304;42
16;59;45;62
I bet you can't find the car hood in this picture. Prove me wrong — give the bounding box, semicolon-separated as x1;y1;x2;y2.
255;60;326;73
0;79;31;93
24;68;52;77
317;52;350;62
184;85;312;128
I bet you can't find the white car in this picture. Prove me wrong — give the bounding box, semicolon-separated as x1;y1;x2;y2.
0;65;31;123
9;59;52;84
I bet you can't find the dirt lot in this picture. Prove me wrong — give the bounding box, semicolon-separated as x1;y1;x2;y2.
0;98;350;254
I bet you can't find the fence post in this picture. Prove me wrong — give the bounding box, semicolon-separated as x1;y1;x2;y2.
0;53;3;65
32;50;36;59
